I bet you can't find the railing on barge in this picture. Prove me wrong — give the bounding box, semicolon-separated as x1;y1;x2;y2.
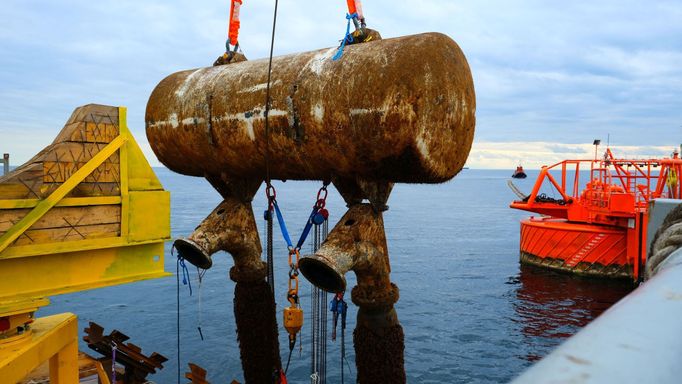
511;148;681;226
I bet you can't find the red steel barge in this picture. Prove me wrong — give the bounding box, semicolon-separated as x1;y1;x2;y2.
510;148;681;281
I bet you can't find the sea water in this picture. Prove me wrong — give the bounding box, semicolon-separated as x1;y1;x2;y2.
44;169;633;383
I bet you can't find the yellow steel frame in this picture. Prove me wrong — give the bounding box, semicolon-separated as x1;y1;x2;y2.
0;106;171;383
0;106;170;300
0;313;78;383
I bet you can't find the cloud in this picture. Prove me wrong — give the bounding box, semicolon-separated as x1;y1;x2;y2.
1;0;681;171
467;141;679;169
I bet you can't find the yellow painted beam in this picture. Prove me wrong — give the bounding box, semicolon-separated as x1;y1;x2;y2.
0;236;165;260
0;297;49;317
0;196;122;209
0;313;78;384
119;106;130;238
0;135;127;255
49;336;78;384
0;243;170;301
128;191;170;242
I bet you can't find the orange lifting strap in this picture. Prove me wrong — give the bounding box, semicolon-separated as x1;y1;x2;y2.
346;0;364;19
228;0;243;46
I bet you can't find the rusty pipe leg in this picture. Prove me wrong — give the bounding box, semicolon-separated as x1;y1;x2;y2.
299;204;405;383
233;278;282;383
174;190;282;382
354;306;406;384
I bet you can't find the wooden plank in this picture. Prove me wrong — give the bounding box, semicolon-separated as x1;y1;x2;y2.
66;122;119;143
0;205;121;232
40;142;120;164
42;182;121;198
53;105;119;144
43;161;120;184
42;143;120;184
18;352;100;384
1;223;120;246
0;183;32;199
0;135;126;255
0;164;43;199
64;105;119;125
0;196;122;209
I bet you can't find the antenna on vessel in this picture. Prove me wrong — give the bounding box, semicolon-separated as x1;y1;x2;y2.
607;134;610;148
593;139;601;161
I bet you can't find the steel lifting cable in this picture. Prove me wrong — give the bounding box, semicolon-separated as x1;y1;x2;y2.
260;0;332;367
309;189;330;384
311;224;316;384
317;225;323;384
265;205;275;293
321;286;327;383
311;275;319;384
311;225;318;384
263;0;279;295
320;221;329;384
315;235;323;384
263;0;278;186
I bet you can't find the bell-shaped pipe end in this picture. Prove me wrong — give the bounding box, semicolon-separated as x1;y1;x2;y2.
299;254;347;293
174;238;213;270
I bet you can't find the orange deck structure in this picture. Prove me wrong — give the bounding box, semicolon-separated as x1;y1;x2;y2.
510;148;682;281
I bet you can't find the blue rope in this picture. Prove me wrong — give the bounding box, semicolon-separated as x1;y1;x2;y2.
332;13;357;61
178;257;192;296
296;207;320;250
272;199;320;251
272;200;294;249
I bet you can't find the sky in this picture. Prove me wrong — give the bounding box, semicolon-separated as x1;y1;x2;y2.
1;0;681;169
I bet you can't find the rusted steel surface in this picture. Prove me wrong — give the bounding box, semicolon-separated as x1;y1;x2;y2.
146;32;475;184
185;363;210;384
355;321;406;384
233;279;282;383
300;204;393;298
300;202;405;382
83;322;167;384
174;196;265;281
213;52;247;66
520;251;633;280
173;181;283;382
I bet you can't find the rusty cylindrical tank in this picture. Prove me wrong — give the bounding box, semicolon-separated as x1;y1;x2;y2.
146;32;475;183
